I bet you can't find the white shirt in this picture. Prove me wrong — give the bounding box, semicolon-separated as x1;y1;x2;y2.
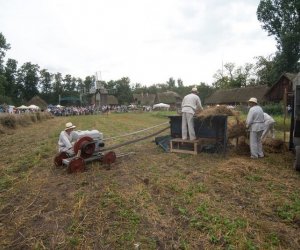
58;131;74;152
263;113;275;124
181;93;203;114
246;105;265;131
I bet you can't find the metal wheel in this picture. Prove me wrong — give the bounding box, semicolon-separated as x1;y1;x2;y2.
102;151;116;165
54;152;68;167
68;157;86;173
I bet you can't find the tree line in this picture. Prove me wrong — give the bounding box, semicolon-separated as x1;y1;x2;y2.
0;0;299;106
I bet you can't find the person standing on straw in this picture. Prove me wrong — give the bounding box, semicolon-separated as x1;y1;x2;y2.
181;87;203;141
246;97;265;159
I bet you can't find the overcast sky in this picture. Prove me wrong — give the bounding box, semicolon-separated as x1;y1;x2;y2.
0;0;277;86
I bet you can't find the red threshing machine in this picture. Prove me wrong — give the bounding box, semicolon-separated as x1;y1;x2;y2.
54;129;116;173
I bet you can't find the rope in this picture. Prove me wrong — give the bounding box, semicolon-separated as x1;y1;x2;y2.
102;126;170;152
103;121;169;141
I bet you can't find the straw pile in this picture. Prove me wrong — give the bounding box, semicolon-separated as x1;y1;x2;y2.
227;121;247;139
196;105;238;118
263;138;287;153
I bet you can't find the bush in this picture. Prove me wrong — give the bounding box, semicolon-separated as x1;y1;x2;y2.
261;103;284;116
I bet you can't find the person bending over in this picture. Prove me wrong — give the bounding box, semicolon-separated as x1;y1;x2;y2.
261;112;275;141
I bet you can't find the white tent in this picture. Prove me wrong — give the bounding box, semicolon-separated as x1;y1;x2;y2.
28;104;40;109
153;103;170;110
56;104;64;108
17;105;28;109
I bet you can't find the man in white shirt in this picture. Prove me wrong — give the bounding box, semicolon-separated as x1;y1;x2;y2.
246;97;265;158
181;87;203;140
261;112;275;141
58;122;76;155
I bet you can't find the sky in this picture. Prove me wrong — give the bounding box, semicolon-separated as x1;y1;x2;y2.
0;0;277;86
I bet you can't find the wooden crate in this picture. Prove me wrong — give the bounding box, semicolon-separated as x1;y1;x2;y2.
170;138;201;155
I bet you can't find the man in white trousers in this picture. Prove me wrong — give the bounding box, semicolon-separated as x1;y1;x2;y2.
181;87;203;140
261;112;275;141
246;97;265;158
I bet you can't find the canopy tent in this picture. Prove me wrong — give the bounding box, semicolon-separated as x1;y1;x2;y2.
153;103;170;110
17;105;28;109
56;104;64;108
28;104;40;109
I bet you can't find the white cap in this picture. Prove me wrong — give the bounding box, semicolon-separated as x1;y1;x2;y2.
248;97;257;104
65;122;76;130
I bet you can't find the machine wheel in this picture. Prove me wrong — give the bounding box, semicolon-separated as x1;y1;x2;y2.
74;136;95;159
68;157;86;173
102;151;117;165
54;152;68;167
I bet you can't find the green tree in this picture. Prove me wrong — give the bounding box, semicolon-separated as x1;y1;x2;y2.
16;62;40;101
0;32;11;74
52;72;63;101
197;83;215;103
166;77;176;88
257;0;300;73
212;62;256;89
0;75;7;96
63;74;73;92
39;69;52;94
115;77;133;105
4;58;18;98
84;76;94;94
177;78;183;87
254;55;279;85
76;77;84;93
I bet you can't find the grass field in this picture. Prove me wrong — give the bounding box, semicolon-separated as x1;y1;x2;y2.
0;112;299;249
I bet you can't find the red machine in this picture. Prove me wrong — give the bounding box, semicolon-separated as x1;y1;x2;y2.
54;130;116;173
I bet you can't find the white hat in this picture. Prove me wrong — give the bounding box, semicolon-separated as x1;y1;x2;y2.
65;122;76;130
248;97;258;104
191;87;198;93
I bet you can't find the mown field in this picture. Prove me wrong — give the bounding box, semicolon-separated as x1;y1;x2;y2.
0;112;299;250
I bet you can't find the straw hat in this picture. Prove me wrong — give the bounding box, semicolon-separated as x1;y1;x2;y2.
65;122;76;130
248;97;257;104
191;87;198;93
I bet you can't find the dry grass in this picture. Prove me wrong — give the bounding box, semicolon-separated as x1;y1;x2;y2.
196;105;238;119
0;112;299;249
0;112;53;133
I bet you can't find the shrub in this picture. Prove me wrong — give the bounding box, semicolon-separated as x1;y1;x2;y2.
261;103;284;116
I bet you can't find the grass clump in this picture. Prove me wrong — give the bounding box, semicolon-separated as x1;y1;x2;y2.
0;112;53;131
0;114;17;129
